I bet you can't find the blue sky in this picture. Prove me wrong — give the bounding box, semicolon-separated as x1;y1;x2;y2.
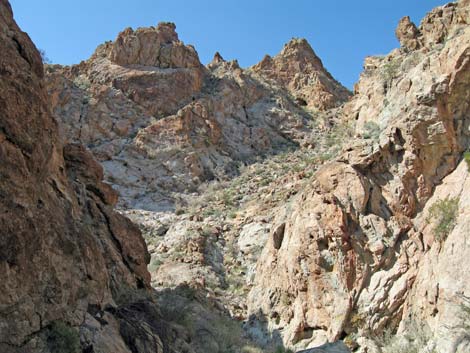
10;0;448;88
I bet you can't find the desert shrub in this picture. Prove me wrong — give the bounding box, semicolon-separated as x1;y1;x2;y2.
241;346;264;353
322;120;355;159
175;205;186;215
379;321;436;353
362;121;382;141
381;58;401;83
458;294;470;331
46;321;80;353
221;189;236;206
427;196;459;242
112;285;154;306
464;151;470;171
148;257;163;272
73;75;91;90
452;294;470;350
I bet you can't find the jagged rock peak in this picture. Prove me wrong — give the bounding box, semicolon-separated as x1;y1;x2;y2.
108;21;201;68
212;51;225;64
252;37;351;110
280;37;318;56
276;37;326;72
155;21;178;42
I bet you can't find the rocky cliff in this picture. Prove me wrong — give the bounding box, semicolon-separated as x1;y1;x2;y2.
0;1;187;352
45;23;350;212
248;0;470;351
3;1;470;353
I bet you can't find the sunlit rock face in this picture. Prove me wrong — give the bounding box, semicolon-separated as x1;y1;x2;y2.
248;1;470;350
46;21;350;212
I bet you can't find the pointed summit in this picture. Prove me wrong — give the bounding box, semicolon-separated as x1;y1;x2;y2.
212;51;225;64
282;37;315;53
252;38;351;111
278;37;325;72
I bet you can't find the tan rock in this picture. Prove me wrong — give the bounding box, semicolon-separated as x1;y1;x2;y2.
395;16;422;51
109;22;201;68
252;38;351;110
247;3;470;350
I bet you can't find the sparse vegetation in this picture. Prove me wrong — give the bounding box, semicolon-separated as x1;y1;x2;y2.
46;321;80;353
112;284;155;306
464;151;470;171
427;196;459;242
73;75;91;90
362;121;381;141
453;294;470;350
323;120;355;158
381;58;401;83
401;51;423;72
379;322;436;353
148;257;163;272
241;346;265;353
175;200;186;215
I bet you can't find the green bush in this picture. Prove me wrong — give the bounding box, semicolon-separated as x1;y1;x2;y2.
46;321;80;353
464;151;470;172
148;257;163;272
427;196;459;242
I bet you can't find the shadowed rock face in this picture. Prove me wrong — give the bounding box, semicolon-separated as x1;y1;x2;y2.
0;1;171;352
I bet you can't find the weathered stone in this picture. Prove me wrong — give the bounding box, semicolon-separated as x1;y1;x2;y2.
0;2;173;352
395;16;422;50
252;38;351;110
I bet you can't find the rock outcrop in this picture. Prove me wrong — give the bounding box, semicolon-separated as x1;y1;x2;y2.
109;22;201;68
395;16;422;50
252;38;351;111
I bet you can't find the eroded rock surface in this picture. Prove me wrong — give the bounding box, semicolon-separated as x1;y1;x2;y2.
0;1;181;352
247;1;470;351
46;24;349;212
252;38;351;111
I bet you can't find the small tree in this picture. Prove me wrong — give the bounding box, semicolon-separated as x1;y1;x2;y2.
427;196;459;242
